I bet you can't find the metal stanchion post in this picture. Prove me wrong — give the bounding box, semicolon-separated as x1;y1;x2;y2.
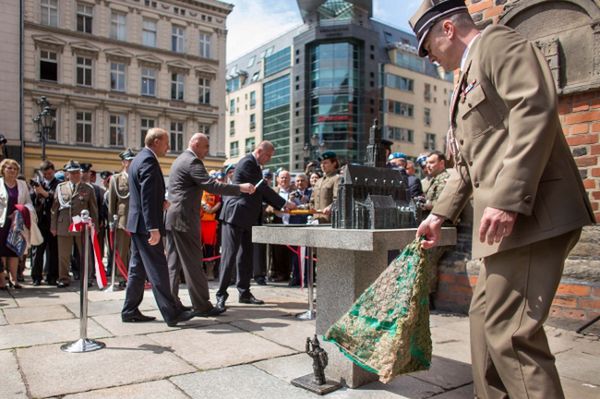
61;210;106;353
297;246;316;320
105;215;120;292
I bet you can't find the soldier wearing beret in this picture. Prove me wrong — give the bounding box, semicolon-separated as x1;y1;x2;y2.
108;149;135;283
412;1;595;398
309;151;340;223
51;161;98;287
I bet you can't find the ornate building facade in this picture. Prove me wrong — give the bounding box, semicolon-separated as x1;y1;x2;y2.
23;0;232;176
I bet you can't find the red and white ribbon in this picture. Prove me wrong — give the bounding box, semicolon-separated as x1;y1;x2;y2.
69;218;108;289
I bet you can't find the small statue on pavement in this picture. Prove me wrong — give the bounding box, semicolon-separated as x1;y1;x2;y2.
306;335;328;385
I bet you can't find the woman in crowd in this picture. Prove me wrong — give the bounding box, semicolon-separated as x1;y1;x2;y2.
0;159;34;289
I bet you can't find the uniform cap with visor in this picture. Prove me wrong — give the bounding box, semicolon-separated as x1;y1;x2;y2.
409;0;468;57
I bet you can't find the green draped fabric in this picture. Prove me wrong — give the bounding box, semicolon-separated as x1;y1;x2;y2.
324;239;432;383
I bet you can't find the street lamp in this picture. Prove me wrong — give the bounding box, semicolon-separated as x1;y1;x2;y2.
33;96;53;161
303;133;327;172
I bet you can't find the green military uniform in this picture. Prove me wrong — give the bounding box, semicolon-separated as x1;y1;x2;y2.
51;180;98;284
309;171;339;223
422;169;450;218
108;171;131;273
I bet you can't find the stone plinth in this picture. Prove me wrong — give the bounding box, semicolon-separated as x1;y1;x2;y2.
252;226;457;388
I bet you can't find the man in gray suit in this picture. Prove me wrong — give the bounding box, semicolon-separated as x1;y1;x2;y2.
166;133;255;317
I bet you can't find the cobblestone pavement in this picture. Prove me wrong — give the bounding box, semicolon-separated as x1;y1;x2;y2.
0;277;598;398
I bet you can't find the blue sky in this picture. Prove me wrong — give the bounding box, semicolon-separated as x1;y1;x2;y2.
225;0;422;62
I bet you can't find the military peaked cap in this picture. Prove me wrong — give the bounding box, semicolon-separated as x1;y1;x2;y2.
119;148;136;160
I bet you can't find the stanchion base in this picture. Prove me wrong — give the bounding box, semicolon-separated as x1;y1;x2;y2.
291;374;342;395
104;284;123;292
296;310;316;320
61;338;105;353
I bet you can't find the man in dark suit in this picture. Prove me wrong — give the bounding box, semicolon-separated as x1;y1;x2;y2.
166;133;255;317
388;152;423;199
216;141;295;311
121;128;194;327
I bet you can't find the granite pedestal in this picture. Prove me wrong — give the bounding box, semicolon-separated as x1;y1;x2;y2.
252;226;457;388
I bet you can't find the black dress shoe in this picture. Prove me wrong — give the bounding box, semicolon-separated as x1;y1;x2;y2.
254;276;267;286
32;280;42;286
122;313;156;323
47;279;57;286
194;306;225;317
239;294;264;305
180;305;193;312
166;310;194;327
57;281;69;288
215;296;227;312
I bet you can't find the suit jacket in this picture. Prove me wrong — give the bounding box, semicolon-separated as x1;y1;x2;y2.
0;179;34;228
108;171;130;230
166;149;240;235
50;181;98;236
127;147;166;235
220;153;286;229
433;24;595;259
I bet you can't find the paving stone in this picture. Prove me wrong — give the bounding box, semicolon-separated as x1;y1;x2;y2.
65;299;154;318
0;350;28;398
254;353;313;382
0;292;19;308
211;304;290;323
428;383;473;398
430;313;469;329
231;315;316;351
556;348;600;384
92;309;219;336
562;376;600;399
171;365;316;399
17;335;195;398
0;310;7;326
3;305;73;324
0;318;111;349
408;356;473;390
430;326;472;364
63;380;189;399
11;289;81;307
328;375;444;399
149;323;296;370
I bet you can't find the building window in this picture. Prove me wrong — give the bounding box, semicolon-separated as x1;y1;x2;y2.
76;111;93;144
41;0;58;26
172;25;185;53
229;99;235;115
230;141;239;157
198;78;211;104
229;120;235;136
249;114;256;131
199;32;211;58
247;56;256;68
76;3;93;33
110;11;126;41
110;62;126;92
171;73;184;101
76;56;93;87
424;83;432;102
170;121;184;152
245;137;255;153
387;100;414;117
198;124;210;137
264;47;291;77
40;50;58;82
425;133;436;150
424;108;431;127
386;127;414;143
142;19;157;47
385;74;414;91
141;67;156;96
250;91;256;109
109;114;126;147
140;118;155;148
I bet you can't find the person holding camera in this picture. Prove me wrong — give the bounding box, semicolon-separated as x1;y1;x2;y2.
31;161;59;286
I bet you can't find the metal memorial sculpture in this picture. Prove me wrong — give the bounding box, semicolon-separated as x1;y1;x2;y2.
292;334;342;394
331;119;417;229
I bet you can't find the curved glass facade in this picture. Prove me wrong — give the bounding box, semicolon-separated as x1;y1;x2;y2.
309;41;362;163
263;74;291;170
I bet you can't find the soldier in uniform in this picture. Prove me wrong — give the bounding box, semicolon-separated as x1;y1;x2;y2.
81;163;107;260
309;151;340;223
51;161;98;287
108;149;135;284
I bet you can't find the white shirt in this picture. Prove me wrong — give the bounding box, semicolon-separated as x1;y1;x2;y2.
460;33;481;71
